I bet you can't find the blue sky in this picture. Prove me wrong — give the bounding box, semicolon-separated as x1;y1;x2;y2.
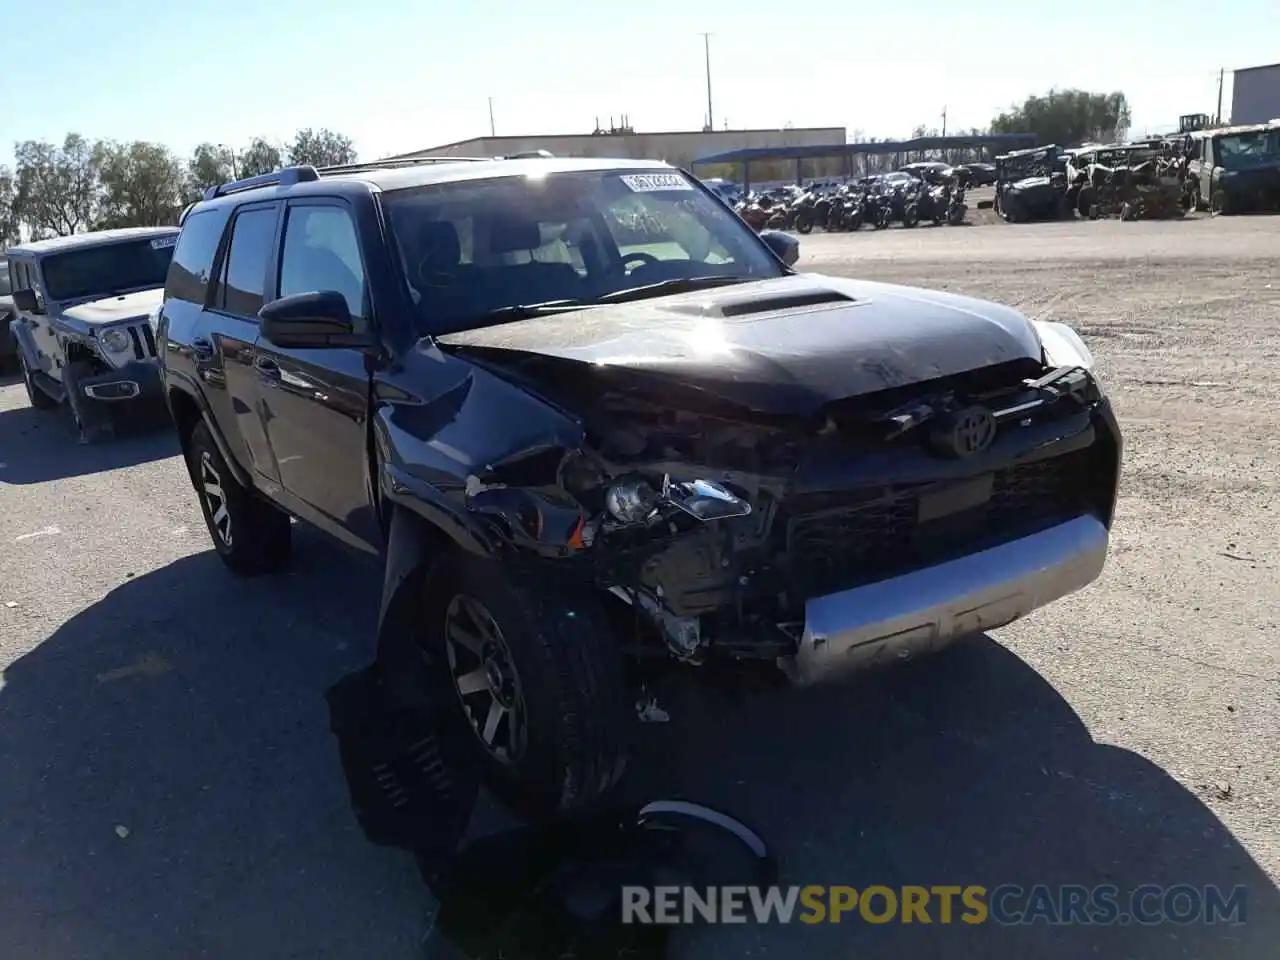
0;0;1271;167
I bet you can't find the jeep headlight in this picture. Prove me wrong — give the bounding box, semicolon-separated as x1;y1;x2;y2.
99;327;133;354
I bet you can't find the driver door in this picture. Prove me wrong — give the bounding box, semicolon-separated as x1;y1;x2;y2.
252;198;381;554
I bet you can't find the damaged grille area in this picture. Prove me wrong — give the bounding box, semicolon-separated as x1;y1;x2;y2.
783;445;1099;603
127;323;159;360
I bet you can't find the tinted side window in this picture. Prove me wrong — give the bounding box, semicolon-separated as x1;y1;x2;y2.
216;207;277;317
166;209;227;304
278;205;368;327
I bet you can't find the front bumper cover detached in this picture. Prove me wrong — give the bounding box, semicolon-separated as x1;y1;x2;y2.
780;514;1109;685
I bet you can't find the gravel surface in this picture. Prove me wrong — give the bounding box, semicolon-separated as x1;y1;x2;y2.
1;215;1277;958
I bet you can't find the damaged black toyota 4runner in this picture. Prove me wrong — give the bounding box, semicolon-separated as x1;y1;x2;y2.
158;156;1122;815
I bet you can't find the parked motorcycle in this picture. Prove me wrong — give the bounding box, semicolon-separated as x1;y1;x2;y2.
826;189;864;231
946;183;968;225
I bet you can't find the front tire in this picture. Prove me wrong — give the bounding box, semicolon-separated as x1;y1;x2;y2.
187;420;292;575
19;352;58;410
424;554;631;818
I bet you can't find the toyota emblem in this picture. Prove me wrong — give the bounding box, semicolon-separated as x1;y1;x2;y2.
949;407;997;457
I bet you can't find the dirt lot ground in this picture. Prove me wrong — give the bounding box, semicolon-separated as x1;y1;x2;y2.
1;215;1277;959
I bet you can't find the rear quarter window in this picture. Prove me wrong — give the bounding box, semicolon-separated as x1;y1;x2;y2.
166;208;230;304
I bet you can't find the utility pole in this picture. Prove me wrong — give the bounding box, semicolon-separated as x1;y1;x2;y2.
1215;68;1225;125
218;144;238;179
941;106;947;137
699;32;714;133
488;97;496;137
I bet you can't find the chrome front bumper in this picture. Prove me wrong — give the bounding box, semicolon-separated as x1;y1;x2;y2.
780;515;1110;685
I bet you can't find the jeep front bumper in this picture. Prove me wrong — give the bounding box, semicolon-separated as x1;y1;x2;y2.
76;360;163;404
780;514;1110;685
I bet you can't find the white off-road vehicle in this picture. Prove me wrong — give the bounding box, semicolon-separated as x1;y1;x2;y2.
6;227;178;442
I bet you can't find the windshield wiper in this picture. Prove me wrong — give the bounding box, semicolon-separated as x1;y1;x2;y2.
592;275;754;305
469;300;589;322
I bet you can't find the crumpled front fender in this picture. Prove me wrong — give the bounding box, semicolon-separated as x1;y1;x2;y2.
9;317;46;372
373;345;594;562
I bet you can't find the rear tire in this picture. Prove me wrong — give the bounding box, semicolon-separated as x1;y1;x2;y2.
187;420;292;575
410;553;632;819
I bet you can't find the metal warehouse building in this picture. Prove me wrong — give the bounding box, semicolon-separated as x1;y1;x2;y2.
1230;62;1280;125
388;125;847;173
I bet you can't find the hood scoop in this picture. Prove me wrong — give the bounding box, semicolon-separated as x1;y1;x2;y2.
673;285;857;320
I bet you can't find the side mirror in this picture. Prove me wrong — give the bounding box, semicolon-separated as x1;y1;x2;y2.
12;288;40;313
759;229;800;267
259;291;360;348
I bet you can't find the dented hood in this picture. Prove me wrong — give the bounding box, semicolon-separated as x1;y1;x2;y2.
435;275;1043;416
60;288;164;327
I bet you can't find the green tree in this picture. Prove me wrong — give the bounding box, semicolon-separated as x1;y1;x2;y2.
12;133;101;236
990;89;1131;147
0;167;19;247
94;140;187;228
238;137;282;178
285;127;357;168
187;142;236;198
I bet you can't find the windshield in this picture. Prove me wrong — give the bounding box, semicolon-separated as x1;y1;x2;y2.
40;236;177;301
379;168;787;335
1216;130;1280;169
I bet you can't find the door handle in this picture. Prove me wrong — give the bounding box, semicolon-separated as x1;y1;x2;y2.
191;338;214;362
254;356;282;381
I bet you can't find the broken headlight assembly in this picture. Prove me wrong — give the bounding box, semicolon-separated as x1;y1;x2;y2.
602;475;752;526
1034;320;1096;373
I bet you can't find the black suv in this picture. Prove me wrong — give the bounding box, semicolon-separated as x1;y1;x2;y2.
158;155;1122;815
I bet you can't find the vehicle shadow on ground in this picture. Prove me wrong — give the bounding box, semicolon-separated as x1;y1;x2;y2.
629;643;1280;959
0;542;1275;959
0;403;177;484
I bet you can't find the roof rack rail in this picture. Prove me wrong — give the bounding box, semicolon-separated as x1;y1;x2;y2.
316;156;489;176
204;166;319;201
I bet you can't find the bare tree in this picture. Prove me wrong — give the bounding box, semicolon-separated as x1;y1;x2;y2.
13;134;101;236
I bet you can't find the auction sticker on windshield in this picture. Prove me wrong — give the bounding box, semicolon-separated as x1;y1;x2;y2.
619;173;694;192
150;235;178;249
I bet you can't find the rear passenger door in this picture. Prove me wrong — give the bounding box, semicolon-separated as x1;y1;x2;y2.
253;199;380;553
204;202;283;487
